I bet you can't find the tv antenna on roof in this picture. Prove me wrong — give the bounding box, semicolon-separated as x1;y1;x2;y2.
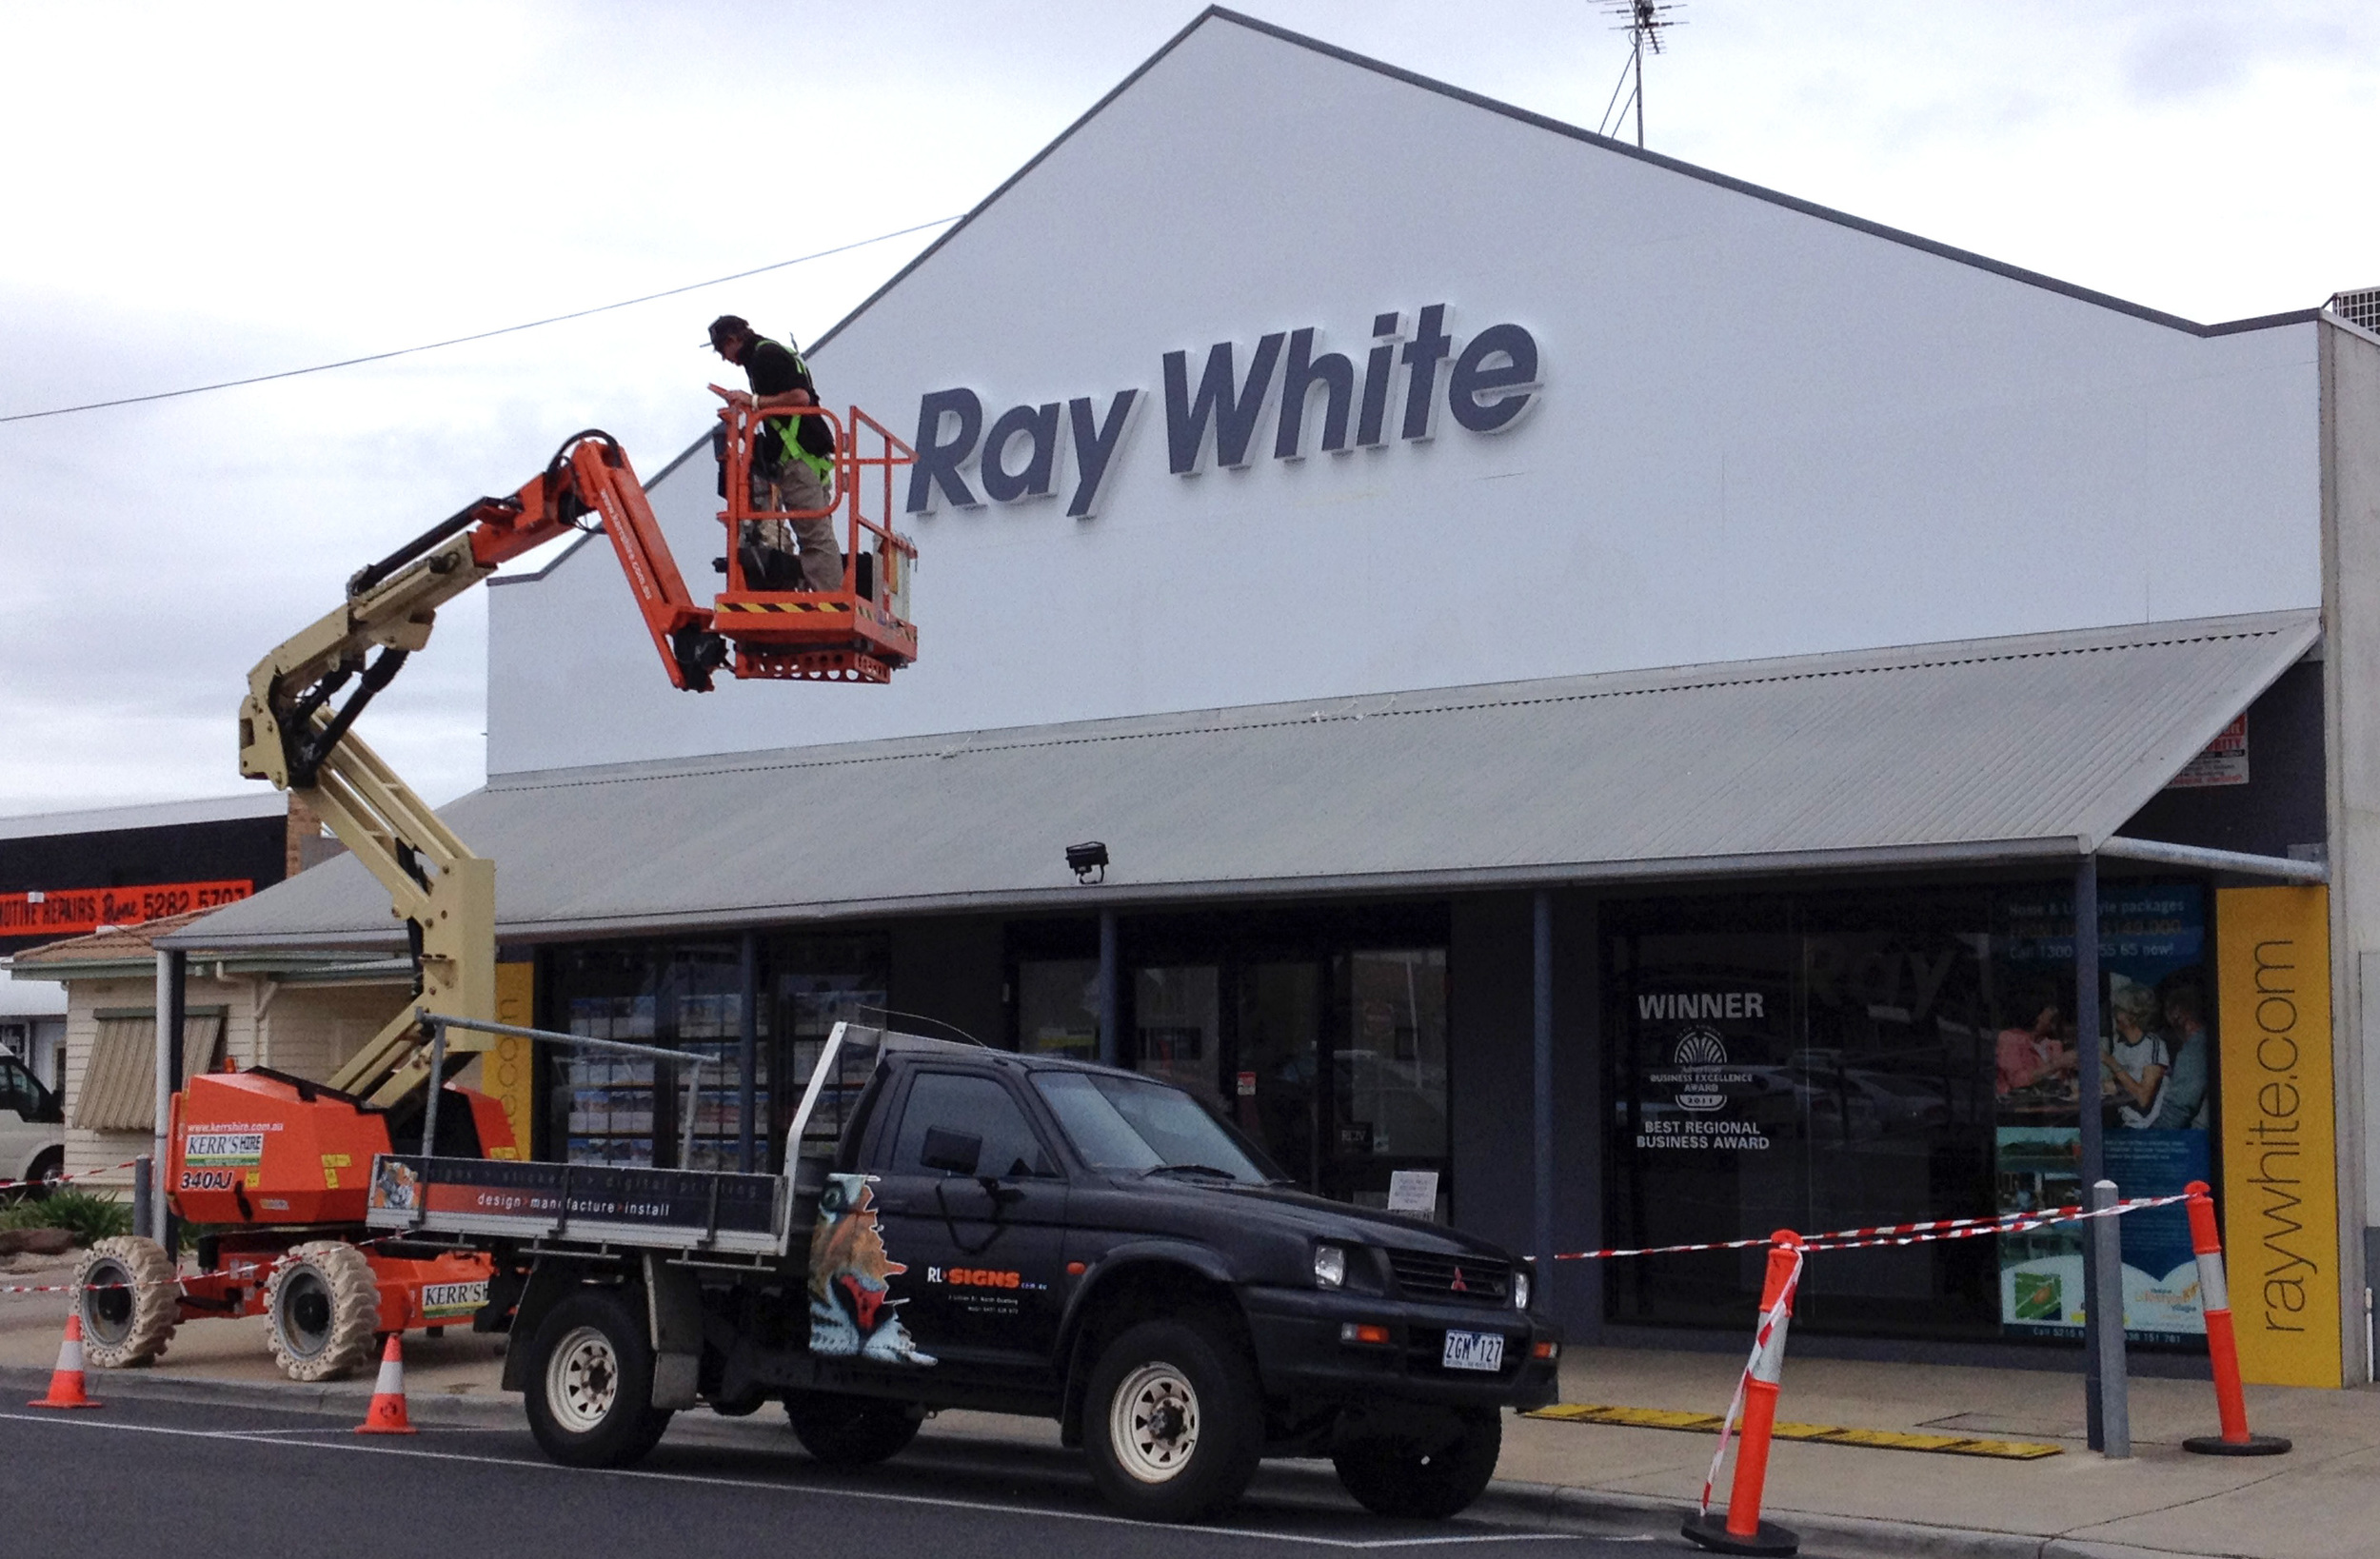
1597;1;1682;149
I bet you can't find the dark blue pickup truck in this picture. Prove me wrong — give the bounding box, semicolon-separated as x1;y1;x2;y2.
369;1024;1560;1522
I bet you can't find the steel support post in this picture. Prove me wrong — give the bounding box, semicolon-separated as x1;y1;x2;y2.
2089;1177;2132;1458
151;948;186;1249
2075;855;2106;1450
738;929;759;1173
1098;911;1120;1069
1533;891;1555;1286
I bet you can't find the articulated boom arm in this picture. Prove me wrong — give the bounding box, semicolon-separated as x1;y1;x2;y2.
238;433;724;1108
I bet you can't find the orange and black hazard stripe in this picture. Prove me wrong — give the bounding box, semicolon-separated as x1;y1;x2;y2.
716;599;852;614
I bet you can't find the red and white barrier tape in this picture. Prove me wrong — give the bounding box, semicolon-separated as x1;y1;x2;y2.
0;1157;140;1193
1698;1246;1805;1520
1552;1193;2191;1262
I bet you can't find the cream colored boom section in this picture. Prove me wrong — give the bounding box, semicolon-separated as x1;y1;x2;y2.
237;526;500;1107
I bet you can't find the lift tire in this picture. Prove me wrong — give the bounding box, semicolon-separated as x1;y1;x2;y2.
783;1391;922;1467
75;1235;179;1369
524;1288;674;1469
265;1241;382;1382
1331;1408;1503;1520
1082;1317;1263;1523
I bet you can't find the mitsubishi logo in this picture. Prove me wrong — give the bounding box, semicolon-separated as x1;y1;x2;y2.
1450;1267;1468;1293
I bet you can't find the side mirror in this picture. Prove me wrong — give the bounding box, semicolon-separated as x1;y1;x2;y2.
921;1127;982;1177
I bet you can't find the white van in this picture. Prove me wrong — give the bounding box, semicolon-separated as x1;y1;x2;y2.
0;1054;65;1194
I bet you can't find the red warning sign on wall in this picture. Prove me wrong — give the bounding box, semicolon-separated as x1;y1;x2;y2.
0;880;253;938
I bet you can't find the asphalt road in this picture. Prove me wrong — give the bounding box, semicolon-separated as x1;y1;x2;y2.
0;1397;1697;1559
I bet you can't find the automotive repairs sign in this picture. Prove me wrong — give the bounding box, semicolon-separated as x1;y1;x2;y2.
1;879;251;938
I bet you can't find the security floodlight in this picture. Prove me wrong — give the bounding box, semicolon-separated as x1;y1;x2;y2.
1066;841;1109;884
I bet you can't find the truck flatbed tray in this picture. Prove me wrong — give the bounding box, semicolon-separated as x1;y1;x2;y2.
365;1154;788;1255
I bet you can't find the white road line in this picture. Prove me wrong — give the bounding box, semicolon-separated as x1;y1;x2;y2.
0;1412;1578;1549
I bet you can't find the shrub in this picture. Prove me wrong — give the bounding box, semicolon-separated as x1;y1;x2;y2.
0;1189;133;1246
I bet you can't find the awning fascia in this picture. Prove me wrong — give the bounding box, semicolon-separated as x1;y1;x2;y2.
167;831;2321;952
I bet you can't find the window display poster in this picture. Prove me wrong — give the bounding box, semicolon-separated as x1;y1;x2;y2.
1994;885;2211;1340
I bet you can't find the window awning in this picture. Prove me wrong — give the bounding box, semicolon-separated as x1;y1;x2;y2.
72;1011;225;1132
169;609;2320;952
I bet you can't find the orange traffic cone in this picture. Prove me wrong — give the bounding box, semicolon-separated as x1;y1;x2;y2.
354;1332;418;1435
28;1312;102;1410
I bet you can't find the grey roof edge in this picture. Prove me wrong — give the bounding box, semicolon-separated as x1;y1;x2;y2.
181;831;2326;957
484;606;2323;796
2070;611;2322;846
173;836;2123;955
806;7;2317;360
0;791;285;842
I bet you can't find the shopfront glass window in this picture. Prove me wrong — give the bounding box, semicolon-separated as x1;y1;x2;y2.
1606;883;2214;1347
1019;959;1101;1058
771;935;888;1170
1340;948;1448;1157
1134;965;1222;1106
1992;885;2211;1345
547;936;883;1171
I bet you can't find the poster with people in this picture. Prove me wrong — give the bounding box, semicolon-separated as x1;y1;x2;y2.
1993;885;2211;1341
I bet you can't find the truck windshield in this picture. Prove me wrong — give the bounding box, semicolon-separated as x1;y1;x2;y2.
1033;1071;1278;1185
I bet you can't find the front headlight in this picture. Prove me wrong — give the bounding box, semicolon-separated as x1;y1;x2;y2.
1314;1243;1347;1289
1513;1269;1532;1311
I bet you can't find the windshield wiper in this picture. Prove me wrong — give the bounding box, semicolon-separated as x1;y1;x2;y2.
1139;1163;1240;1180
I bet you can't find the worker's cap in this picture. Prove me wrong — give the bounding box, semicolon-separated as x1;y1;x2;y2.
704;314;752;348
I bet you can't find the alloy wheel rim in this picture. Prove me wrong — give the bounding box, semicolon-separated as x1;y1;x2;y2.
1110;1362;1200;1483
548;1325;620;1431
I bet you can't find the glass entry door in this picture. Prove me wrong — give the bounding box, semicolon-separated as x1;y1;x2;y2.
1124;952;1448;1213
1235;962;1322;1192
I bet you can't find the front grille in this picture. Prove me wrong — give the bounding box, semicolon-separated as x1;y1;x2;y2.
1385;1247;1513;1306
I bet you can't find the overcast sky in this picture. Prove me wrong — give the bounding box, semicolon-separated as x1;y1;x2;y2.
2;0;2372;819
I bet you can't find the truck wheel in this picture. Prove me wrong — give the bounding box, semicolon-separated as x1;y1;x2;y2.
75;1235;178;1369
1083;1317;1262;1523
783;1391;921;1467
1331;1408;1503;1519
266;1242;381;1382
524;1289;674;1468
22;1150;64;1201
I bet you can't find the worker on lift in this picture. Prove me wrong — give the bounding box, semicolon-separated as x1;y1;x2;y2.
707;313;843;592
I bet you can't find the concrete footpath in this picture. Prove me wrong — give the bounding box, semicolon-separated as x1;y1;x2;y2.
8;1256;2374;1559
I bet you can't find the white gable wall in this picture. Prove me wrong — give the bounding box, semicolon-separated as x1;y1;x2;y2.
489;16;2319;777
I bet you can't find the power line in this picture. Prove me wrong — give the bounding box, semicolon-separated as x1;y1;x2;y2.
0;214;963;426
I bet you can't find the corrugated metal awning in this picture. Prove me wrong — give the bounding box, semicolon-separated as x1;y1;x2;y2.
170;609;2319;951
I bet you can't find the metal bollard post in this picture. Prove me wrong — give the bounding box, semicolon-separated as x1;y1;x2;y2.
131;1156;152;1247
2087;1179;2131;1459
2180;1180;2291;1455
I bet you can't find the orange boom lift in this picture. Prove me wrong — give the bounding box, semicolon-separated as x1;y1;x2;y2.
74;406;915;1380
